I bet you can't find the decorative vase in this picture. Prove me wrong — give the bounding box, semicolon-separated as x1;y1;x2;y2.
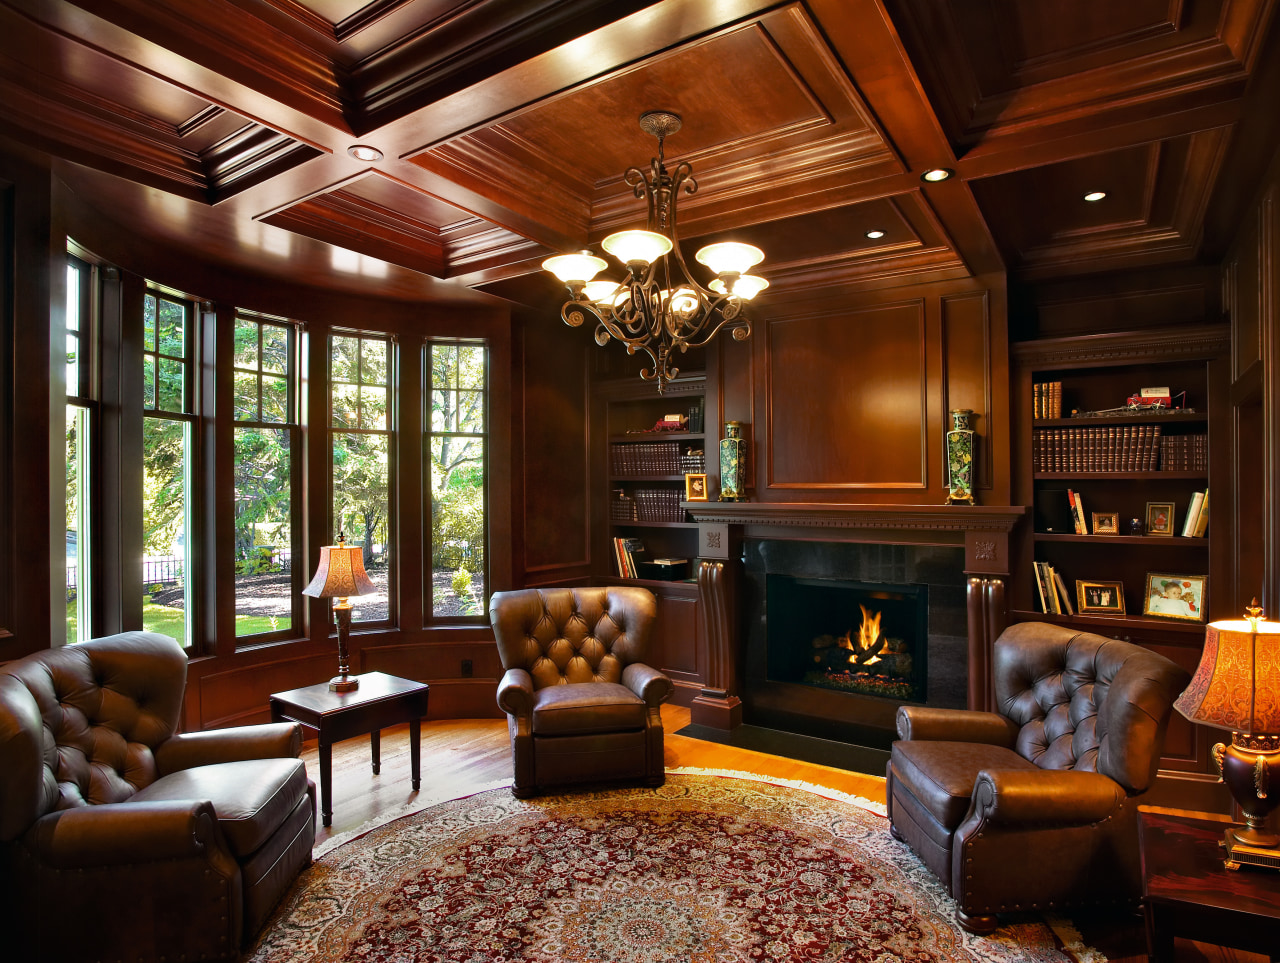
719;421;746;502
945;408;976;505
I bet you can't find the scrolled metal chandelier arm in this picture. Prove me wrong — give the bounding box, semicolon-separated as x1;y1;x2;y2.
543;110;768;393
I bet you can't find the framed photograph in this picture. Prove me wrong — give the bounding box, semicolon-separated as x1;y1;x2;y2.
1076;579;1126;615
684;473;708;501
1091;512;1119;535
1145;501;1175;536
1143;573;1206;622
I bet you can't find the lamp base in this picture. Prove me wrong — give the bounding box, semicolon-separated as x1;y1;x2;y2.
1221;827;1280;871
329;674;359;692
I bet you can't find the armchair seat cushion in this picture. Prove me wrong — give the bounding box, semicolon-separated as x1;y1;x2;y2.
531;682;646;736
891;740;1037;830
130;757;308;857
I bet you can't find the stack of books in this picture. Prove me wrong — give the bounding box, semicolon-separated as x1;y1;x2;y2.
634;489;685;522
612;537;645;577
610;441;681;475
1159;434;1208;471
1033;382;1063;419
1033;425;1162;472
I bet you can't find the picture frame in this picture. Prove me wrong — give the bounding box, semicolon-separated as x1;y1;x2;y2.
1145;501;1175;536
1091;512;1119;535
1075;579;1126;615
684;473;708;501
1143;573;1206;622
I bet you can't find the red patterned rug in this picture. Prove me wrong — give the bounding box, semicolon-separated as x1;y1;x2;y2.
249;773;1093;962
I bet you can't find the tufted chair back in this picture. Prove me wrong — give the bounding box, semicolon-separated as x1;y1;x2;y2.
490;586;655;688
0;632;186;840
993;621;1188;794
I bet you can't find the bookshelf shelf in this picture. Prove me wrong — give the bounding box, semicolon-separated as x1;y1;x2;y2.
1033;533;1208;547
610;474;688;482
611;520;699;529
609;431;705;443
1034;471;1207;480
1032;412;1206;427
1007;609;1207;635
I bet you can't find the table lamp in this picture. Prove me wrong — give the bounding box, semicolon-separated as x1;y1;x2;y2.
302;533;375;692
1174;599;1280;871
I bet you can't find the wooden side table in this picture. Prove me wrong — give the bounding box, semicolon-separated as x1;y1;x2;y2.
270;671;430;827
1139;806;1280;963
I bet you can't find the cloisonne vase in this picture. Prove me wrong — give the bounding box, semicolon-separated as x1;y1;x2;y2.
719;421;746;501
945;408;976;505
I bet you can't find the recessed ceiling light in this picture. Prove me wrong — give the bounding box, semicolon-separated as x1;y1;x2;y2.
348;145;384;162
1084;191;1107;202
921;168;954;182
866;230;885;239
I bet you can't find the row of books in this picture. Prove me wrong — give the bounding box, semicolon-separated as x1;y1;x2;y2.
632;488;686;522
1159;434;1208;471
1033;381;1063;419
1033;561;1075;615
612;537;645;578
1033;426;1162;472
610;441;684;475
1181;490;1210;537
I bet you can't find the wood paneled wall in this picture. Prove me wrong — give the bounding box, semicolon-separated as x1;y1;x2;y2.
1221;142;1280;613
715;277;1010;507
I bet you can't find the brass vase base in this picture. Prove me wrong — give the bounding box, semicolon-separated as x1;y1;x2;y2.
329;674;359;692
1220;826;1280;871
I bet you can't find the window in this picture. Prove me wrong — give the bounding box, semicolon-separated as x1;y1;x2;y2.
329;333;392;623
428;341;487;619
142;289;196;648
65;255;94;642
233;314;300;639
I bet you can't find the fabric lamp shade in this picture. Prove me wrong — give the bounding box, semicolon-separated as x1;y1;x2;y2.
1174;616;1280;734
303;541;375;599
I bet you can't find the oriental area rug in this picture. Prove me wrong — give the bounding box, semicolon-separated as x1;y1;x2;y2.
248;771;1099;963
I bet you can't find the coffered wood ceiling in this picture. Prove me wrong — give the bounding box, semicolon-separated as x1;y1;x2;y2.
3;0;1277;305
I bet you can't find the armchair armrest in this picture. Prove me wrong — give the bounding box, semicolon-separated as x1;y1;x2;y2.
622;662;673;707
896;706;1018;746
31;800;226;867
155;722;302;775
970;769;1125;827
497;668;534;717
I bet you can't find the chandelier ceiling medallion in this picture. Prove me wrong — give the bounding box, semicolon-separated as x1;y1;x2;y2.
542;111;768;393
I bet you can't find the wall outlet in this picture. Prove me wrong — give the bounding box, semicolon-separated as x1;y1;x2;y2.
461;659;473;678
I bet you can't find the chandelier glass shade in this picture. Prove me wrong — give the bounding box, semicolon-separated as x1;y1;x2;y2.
542;111;768;392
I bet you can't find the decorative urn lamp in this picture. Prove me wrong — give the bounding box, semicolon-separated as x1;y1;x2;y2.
1174;599;1280;870
303;533;376;692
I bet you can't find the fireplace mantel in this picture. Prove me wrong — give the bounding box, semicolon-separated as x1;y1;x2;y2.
684;502;1024;533
684;502;1025;731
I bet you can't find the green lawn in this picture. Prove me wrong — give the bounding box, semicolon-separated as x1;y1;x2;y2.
67;599;282;643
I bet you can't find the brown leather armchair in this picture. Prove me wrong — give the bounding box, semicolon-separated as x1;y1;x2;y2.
886;621;1190;934
490;586;673;797
0;631;315;962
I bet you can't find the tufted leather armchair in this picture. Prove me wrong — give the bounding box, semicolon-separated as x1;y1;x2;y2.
490;586;673;797
886;621;1190;934
0;631;316;962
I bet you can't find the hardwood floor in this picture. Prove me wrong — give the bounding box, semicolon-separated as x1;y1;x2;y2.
299;704;1262;963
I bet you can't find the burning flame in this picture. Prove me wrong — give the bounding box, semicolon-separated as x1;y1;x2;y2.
836;604;882;666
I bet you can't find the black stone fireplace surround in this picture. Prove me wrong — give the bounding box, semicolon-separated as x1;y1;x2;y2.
743;540;968;750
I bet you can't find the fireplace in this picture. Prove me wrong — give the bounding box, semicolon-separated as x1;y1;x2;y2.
743;540;968;749
767;575;928;703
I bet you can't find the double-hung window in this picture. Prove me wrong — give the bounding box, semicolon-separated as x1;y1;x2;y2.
329;332;393;624
142;288;196;648
64;254;96;642
428;341;488;619
233;313;300;639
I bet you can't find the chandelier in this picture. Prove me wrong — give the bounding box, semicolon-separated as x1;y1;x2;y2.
542;111;768;393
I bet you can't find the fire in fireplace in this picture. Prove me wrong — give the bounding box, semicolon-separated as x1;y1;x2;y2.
766;576;928;704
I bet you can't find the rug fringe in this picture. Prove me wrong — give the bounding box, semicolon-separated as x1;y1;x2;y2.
667;766;888;816
1043;916;1109;963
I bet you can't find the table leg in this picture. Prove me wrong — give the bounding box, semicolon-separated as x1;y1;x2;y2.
1144;904;1174;963
410;717;421;792
371;729;380;775
319;741;333;828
